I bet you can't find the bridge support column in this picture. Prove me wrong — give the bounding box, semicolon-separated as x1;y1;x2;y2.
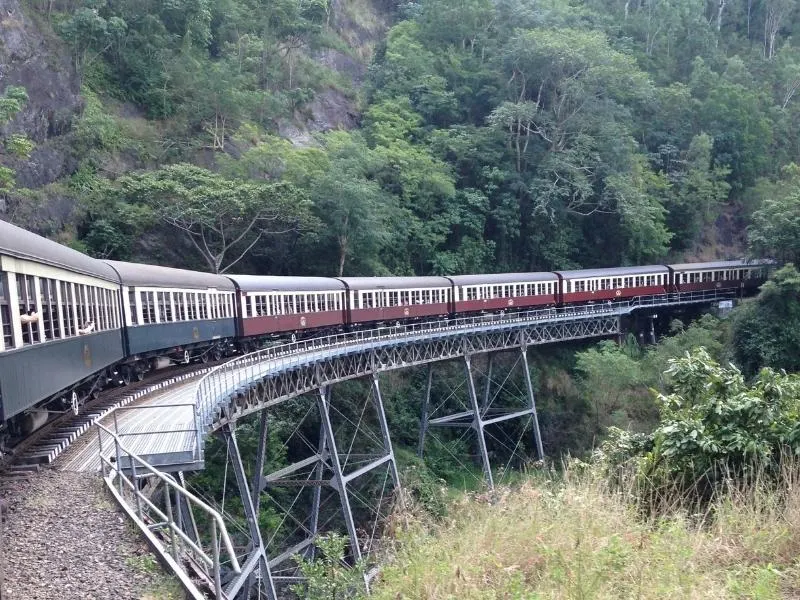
254;373;400;592
219;423;277;600
520;344;544;461
419;346;544;490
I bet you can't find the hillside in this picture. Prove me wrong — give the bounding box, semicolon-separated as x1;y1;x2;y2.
2;0;800;275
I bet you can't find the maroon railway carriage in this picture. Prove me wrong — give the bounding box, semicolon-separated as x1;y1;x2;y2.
227;275;346;337
339;276;452;326
449;272;559;315
668;260;771;294
556;265;670;304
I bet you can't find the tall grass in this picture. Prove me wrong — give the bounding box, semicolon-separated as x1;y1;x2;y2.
370;460;800;599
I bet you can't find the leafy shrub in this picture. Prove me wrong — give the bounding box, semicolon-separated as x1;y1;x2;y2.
600;347;800;503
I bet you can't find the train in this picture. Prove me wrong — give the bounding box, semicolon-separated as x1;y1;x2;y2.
0;219;771;444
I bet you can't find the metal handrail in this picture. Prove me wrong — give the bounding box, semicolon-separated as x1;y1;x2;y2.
106;402;204;463
96;421;240;599
194;289;737;431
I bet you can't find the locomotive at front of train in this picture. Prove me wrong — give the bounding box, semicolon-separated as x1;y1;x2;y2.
0;220;125;436
103;261;237;378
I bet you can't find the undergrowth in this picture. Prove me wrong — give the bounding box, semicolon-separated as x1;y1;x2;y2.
369;462;800;599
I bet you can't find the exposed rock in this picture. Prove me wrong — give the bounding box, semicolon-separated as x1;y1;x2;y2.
0;0;82;188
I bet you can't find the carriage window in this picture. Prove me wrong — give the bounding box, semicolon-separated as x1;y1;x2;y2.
157;292;168;322
128;289;138;325
175;293;186;321
61;282;75;336
39;278;59;341
0;274;13;349
140;291;154;324
388;291;399;307
254;295;265;316
466;287;477;300
15;274;40;345
420;290;430;303
702;271;712;282
197;293;206;319
576;281;586;293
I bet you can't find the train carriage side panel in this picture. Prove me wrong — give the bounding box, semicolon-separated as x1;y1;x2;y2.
0;220;125;421
668;260;772;295
338;276;452;325
0;332;123;421
226;275;346;337
450;272;558;315
556;266;669;304
104;261;236;356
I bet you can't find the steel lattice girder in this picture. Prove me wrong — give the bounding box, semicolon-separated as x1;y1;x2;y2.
212;315;619;430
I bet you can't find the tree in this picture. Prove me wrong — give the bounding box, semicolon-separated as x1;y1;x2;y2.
575;340;647;433
602;347;800;499
748;164;800;263
114;164;313;273
309;132;393;276
731;264;800;376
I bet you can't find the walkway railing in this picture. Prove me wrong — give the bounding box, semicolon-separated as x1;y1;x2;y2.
96;421;240;600
195;289;737;431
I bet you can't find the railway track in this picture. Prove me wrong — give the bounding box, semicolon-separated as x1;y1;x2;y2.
0;362;218;484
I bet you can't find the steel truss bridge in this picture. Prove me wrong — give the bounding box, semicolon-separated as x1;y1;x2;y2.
97;289;736;600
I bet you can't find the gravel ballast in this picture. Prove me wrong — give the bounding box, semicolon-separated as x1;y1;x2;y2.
1;469;183;599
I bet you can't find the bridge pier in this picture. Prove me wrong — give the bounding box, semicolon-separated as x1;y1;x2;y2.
218;372;401;596
418;336;545;491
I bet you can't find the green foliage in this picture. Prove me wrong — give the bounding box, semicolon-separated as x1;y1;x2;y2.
112;163;315;272
731;264;800;376
0;85;31;193
291;533;366;600
748;164;800;263
601;347;800;498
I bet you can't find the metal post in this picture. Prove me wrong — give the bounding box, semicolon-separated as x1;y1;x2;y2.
317;386;362;562
482;353;494;415
308;422;327;561
114;438;124;495
520;345;544;461
417;365;433;458
129;456;143;519
211;519;222;600
98;426;106;478
222;424;277;600
164;487;179;561
371;374;401;489
464;354;494;490
252;410;269;514
172;484;187;562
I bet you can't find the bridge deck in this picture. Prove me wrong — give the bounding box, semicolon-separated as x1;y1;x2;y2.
60;290;734;475
60;382;199;473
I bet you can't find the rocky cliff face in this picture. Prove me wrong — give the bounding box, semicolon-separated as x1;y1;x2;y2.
0;0;82;190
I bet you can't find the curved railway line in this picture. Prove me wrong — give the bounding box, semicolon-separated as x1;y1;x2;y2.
0;362;221;483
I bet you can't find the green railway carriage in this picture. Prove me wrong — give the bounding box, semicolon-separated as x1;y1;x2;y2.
103;260;237;364
0;220;125;427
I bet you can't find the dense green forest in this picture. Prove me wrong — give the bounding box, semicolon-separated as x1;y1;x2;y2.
2;0;800;275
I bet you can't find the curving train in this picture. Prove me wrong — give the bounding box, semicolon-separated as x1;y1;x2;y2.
0;219;770;442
